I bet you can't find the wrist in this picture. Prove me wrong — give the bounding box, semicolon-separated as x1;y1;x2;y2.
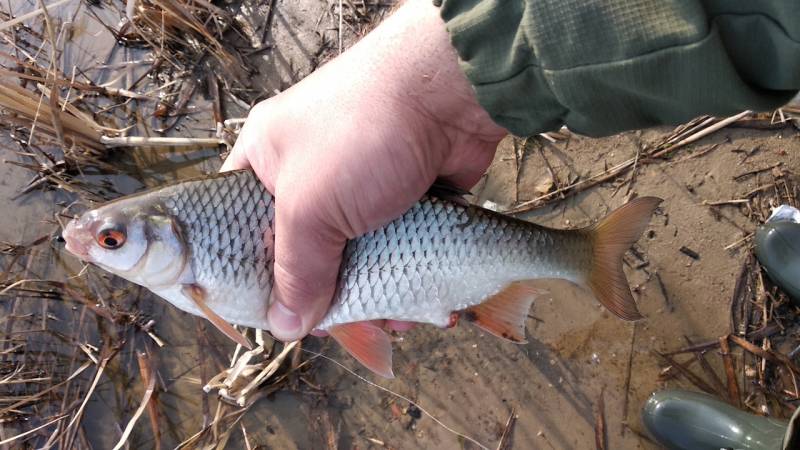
350;0;507;148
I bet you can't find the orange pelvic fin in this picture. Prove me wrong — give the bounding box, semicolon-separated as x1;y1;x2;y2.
587;196;662;321
182;284;254;350
329;321;394;379
462;282;543;343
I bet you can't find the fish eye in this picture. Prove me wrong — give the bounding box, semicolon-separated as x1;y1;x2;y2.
96;224;126;250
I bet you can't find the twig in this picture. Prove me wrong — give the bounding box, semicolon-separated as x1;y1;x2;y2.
654;351;719;395
0;414;68;446
685;337;727;401
730;335;800;376
496;408;517;450
725;233;753;251
100;135;225;148
236;340;297;405
535;139;560;192
0;0;75;33
679;246;700;260
0;360;91;415
140;351;161;450
318;405;339;450
594;389;606;450
37;1;67;151
704;199;750;206
240;423;253;450
734;162;784;181
338;0;343;54
720;336;741;407
651;110;752;158
512;139;522;203
663;323;780;356
111;352;157;450
654;273;673;312
670;143;721;163
63;350;116;447
621;323;636;435
625;142;642;195
507;157;634;214
744;183;778;198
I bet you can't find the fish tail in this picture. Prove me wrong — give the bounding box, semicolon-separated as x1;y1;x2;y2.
585;196;662;321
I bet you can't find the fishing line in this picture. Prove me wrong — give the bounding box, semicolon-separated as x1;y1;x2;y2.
300;348;491;450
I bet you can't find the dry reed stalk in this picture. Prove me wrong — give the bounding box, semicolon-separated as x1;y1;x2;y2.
110;352;157;450
0;0;74;32
496;408;517;450
0;82;102;148
100;135;225;148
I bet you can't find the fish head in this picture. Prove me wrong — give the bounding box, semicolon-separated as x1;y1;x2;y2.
63;198;189;289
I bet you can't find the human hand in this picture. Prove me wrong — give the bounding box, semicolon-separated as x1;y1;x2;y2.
221;0;507;341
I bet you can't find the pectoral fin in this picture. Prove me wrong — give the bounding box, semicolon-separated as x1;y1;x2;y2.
462;282;543;343
182;284;253;350
328;321;394;378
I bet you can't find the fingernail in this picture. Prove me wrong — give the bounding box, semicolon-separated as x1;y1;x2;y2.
269;302;302;338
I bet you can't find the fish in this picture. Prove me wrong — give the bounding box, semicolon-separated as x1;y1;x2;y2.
62;169;661;378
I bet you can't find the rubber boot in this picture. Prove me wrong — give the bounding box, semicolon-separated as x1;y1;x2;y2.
641;390;792;450
755;220;800;303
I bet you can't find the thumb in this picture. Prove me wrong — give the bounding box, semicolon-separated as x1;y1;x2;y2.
268;193;345;341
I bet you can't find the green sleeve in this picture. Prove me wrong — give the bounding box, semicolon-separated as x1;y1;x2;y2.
438;0;800;137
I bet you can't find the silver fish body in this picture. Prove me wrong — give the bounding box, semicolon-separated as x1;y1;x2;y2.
64;170;660;376
66;170;590;328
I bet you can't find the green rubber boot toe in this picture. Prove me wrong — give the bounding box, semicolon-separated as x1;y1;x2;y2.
755;220;800;302
641;390;787;450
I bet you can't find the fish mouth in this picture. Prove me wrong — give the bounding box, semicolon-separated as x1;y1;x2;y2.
62;219;93;261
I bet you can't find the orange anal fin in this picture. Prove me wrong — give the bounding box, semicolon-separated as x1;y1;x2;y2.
182;284;253;350
462;282;542;344
328;321;394;379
